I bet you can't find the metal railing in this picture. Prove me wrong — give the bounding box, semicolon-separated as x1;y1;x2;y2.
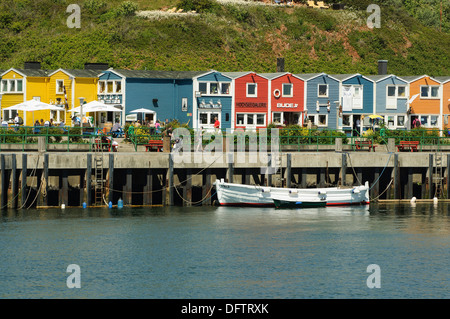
4;126;450;152
0;125;107;152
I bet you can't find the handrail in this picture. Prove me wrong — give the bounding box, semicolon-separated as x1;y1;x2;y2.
3;126;450;152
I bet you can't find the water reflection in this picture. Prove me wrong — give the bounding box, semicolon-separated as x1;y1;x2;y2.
0;203;449;298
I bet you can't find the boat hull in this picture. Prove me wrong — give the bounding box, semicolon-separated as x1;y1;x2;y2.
215;179;370;207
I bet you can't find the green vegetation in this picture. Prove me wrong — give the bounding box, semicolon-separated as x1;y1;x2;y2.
0;0;448;75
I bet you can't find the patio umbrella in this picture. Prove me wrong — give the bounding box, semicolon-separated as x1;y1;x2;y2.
70;100;121;127
130;108;156;123
3;99;64;124
368;114;383;119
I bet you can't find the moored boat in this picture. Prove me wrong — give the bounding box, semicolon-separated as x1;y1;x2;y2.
214;179;370;207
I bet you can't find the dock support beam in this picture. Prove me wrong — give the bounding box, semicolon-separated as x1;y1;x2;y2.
11;154;17;209
341;153;347;186
86;154;92;206
108;154;114;204
429;154;434;199
286;153;291;188
168;154;174;206
21;154;28;208
393;153;400;199
1;154;6;209
447;155;450;199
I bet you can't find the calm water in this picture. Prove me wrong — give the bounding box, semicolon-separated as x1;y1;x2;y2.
0;203;449;299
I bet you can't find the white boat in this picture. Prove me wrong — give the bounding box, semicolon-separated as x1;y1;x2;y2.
214;179;370;207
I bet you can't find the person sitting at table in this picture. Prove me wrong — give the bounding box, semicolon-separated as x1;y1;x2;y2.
34;120;41;133
111;121;122;138
2;118;9;127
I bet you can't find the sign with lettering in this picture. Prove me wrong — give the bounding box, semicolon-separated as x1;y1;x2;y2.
236;102;267;108
276;103;298;108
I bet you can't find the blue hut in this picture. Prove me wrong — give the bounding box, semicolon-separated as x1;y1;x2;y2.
97;69;207;127
296;73;340;130
330;73;375;135
192;70;233;130
365;74;408;130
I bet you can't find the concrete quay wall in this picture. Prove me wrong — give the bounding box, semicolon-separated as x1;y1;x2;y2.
0;151;449;208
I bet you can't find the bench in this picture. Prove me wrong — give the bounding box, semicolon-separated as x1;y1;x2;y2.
145;140;163;152
354;140;376;152
396;140;419;152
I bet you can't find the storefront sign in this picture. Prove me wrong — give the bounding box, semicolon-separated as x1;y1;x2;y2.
236;102;267;108
277;103;298;108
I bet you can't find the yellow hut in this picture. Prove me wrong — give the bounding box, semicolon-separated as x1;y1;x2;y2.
48;69;100;126
0;67;50;125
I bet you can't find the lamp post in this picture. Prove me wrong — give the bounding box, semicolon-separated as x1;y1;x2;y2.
79;97;85;134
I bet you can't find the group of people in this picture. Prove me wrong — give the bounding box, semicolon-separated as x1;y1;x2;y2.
33;118;64;127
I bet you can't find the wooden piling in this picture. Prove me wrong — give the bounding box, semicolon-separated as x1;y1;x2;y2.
393;153;400;199
1;154;6;209
108;154;114;204
21;154;28;208
86;153;92;206
168;154;174;206
11;154;17;209
60;169;68;206
185;168;192;207
341;153;347;186
286;153;291;188
125;169;132;205
429;154;434;199
202;168;211;206
143;169;152;206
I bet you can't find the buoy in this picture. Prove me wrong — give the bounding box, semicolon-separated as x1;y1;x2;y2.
118;198;123;209
108;201;113;209
410;197;416;203
82;202;87;209
61;204;65;209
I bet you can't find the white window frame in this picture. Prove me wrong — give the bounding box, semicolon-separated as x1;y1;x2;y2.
114;81;122;93
3;109;17;121
317;84;328;98
420;85;440;99
198;111;221;129
317;114;328;127
309;114;328;127
272;112;283;125
56;80;64;94
397;115;406;127
1;79;7;92
352;85;363;109
236;113;266;127
341;114;353;128
98;81;106;94
1;79;24;93
246;83;257;97
198;82;208;95
282;83;293;97
197;82;231;96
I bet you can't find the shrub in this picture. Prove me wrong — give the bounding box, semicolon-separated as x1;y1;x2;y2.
178;0;219;13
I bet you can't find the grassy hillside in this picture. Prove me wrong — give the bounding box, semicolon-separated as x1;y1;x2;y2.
0;0;449;76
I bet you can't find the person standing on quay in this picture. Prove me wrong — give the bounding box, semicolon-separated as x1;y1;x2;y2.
214;117;220;132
